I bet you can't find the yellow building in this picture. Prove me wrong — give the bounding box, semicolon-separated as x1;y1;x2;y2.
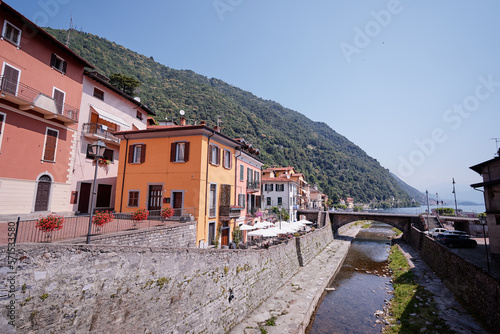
114;121;241;247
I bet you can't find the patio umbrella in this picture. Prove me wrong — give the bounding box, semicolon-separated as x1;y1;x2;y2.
253;221;269;229
248;229;266;236
260;229;278;237
261;221;274;227
239;224;256;231
297;219;313;225
270;226;295;235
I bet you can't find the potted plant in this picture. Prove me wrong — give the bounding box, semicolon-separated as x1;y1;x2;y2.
98;158;111;165
92;210;114;232
132;208;149;224
36;214;64;241
161;206;175;219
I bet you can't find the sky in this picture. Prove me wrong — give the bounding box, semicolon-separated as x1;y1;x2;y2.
8;0;500;204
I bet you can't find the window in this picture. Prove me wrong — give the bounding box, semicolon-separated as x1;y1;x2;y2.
1;63;20;95
266;197;271;206
2;20;21;46
254;170;260;184
0;112;5;152
223;149;231;169
128;191;139;207
52;88;65;114
128;144;146;164
278;197;283;206
209;183;217;217
239;165;244;181
50;54;67;74
264;184;273;192
93;87;104;100
136;110;143;120
209;145;220;166
238;194;246;208
43;128;58;161
276;184;285;192
247;168;253;183
170;142;190;162
208;222;216;246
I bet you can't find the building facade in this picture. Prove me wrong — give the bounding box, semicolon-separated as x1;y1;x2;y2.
0;2;92;219
261;167;298;222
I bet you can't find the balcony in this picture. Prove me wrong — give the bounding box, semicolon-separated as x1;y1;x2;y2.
83;123;120;144
247;181;261;192
0;76;79;124
219;205;242;219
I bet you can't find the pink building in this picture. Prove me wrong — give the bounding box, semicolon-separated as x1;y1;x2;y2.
70;71;153;214
0;2;92;220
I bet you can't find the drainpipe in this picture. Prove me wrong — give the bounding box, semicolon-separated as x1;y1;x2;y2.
119;133;129;213
234;148;242;205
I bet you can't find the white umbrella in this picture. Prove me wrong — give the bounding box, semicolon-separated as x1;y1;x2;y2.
269;226;295;235
260;229;278;237
239;224;256;231
248;229;266;236
297;219;313;225
261;221;274;227
253;221;269;229
280;222;300;232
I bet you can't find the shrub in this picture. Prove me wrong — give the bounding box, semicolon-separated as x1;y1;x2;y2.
161;206;174;219
93;211;114;227
36;214;64;232
132;208;149;221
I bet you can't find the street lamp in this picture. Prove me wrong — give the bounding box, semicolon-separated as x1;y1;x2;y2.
86;139;107;244
479;215;490;272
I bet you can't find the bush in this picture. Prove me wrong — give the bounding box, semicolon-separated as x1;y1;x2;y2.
36;214;64;232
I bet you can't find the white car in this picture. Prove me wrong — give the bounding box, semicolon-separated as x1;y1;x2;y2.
427;228;447;237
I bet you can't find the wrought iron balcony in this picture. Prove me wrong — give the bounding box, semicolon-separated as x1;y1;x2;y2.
0;76;79;124
82;123;120;144
219;205;242;219
247;181;261;191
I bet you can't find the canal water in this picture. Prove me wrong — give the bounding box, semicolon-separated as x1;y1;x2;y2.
307;222;396;334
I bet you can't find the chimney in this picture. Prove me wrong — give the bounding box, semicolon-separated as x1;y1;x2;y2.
214;125;220;132
180;116;186;126
200;120;207;126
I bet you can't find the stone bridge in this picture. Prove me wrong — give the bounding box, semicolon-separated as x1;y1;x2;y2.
329;212;424;241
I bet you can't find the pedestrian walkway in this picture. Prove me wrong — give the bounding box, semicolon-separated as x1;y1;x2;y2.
396;241;488;334
229;237;352;334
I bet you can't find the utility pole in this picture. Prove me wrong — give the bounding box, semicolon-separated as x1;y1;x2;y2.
426;190;430;229
452;178;459;217
491;138;500;156
66;12;74;46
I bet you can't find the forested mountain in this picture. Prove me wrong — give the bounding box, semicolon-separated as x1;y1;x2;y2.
47;28;420;206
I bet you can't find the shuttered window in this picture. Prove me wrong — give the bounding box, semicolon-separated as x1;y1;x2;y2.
239;164;244;181
0;112;5;151
53;88;65;114
265;184;273;192
1;64;20;95
128;144;146;164
171;142;190;162
128;191;139;207
209;145;220;166
2;20;21;45
43;128;58;161
223;149;231;169
238;194;246;209
50;54;67;74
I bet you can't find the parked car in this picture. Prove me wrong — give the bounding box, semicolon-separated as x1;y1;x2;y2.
427;228;448;237
435;234;477;248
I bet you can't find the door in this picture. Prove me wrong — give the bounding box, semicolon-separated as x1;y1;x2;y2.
221;227;229;246
172;191;183;216
148;185;163;212
34;175;51;211
78;183;92;213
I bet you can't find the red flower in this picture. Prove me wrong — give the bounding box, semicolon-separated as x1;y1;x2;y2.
36;214;64;232
93;211;114;227
161;207;174;219
132;208;149;221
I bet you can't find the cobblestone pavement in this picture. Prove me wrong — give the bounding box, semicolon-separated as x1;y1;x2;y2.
396;241;489;334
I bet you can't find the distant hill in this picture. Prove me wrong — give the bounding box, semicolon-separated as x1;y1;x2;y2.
47;28;421;206
390;173;426;205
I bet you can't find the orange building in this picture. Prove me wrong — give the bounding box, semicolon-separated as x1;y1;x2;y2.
114;120;243;247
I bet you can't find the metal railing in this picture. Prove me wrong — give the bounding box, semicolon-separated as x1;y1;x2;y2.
247;181;261;190
0;76;79;122
82;123;120;144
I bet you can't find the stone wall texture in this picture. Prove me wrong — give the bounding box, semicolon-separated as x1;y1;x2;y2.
409;226;500;331
90;222;197;248
0;224;333;333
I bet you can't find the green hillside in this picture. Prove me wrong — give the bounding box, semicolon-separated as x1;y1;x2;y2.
47;28;419;206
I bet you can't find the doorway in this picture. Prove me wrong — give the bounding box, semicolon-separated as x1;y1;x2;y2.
34;175;51;211
148;185;163;212
78;182;92;213
172;191;183;216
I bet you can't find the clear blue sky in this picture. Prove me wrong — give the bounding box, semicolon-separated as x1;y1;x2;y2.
8;0;500;203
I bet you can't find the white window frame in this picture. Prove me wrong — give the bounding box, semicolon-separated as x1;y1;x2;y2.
42;127;59;162
210;144;220;166
51;54;66;73
223;149;231;169
2;20;21;46
209;182;217;218
175;142;186;162
1;62;21;96
0;112;5;152
93;87;104;100
52;87;66;114
132;145;142;163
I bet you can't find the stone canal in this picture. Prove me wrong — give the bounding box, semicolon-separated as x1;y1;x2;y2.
307;222;397;334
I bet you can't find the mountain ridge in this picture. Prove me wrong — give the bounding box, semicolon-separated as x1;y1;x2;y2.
46;27;420;206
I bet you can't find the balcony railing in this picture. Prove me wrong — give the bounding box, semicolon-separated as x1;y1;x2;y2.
0;76;79;123
83;123;120;144
247;181;260;191
220;205;242;219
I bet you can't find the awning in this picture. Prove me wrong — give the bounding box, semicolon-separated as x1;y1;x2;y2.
90;105;130;129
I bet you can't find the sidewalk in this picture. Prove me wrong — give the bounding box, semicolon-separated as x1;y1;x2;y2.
229;237;352;334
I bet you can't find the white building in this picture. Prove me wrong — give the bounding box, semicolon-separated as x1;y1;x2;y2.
261;167;298;222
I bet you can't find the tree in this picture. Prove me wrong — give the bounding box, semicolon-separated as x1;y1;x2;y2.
109;73;141;96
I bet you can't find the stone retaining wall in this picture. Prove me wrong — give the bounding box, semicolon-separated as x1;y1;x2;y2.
0;225;333;333
409;226;500;331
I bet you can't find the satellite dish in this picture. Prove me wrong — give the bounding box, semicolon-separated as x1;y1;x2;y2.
179;110;185;116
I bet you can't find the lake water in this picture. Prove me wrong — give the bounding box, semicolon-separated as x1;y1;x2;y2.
368;204;486;215
307;223;395;334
